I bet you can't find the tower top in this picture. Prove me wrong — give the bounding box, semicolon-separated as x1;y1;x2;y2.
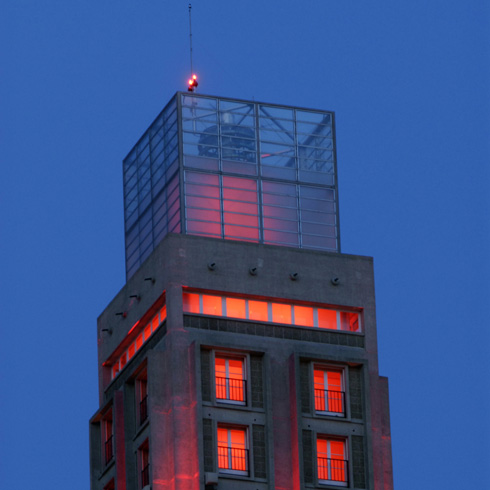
123;92;339;278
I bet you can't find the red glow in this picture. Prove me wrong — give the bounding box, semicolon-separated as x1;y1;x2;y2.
317;439;346;482
294;305;314;327
127;320;140;336
226;298;246;319
248;300;268;321
318;308;337;329
218;427;247;472
183;292;200;313
314;369;343;413
272;302;292;324
202;295;222;316
215;357;245;402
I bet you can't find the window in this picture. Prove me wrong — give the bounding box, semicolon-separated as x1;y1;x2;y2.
137;370;148;425
139;440;150;488
182;291;362;333
317;438;348;486
109;298;167;381
217;426;249;475
314;368;345;416
215;356;246;404
102;409;113;465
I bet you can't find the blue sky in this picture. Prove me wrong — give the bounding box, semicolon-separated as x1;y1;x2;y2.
1;1;489;489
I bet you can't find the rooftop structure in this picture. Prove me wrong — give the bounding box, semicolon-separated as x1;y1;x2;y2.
123;93;339;278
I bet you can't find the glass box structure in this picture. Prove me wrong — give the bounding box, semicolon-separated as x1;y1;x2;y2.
123;93;340;278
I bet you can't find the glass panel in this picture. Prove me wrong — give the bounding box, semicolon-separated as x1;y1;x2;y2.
296;110;331;124
183;293;200;313
226;298;246;319
187;220;221;236
263;229;299;246
184;155;219;171
186;183;220;198
186;196;221;210
271;303;292;324
224;213;259;227
224;225;259;240
318;309;337;329
186;208;221;222
248;300;269;321
259;105;294;120
181;95;217;110
202;295;222;316
294;306;314;327
340;312;360;332
259;116;294;132
144;323;151;341
263;217;298;232
259;129;295;144
220;100;254;114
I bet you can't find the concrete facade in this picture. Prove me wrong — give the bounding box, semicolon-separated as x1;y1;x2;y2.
89;233;393;490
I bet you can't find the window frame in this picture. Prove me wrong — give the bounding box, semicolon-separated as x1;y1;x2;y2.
316;436;349;487
313;365;346;418
217;425;250;476
213;352;248;406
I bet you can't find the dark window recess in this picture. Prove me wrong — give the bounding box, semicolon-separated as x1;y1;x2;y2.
203;418;214;472
141;463;150;487
300;361;311;413
252;424;267;479
352;435;366;488
105;435;113;464
302;429;314;484
349;366;363;419
250;355;264;409
201;350;212;402
140;394;148;425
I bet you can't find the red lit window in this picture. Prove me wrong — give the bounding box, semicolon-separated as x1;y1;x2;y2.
139;440;150;489
226;298;246;319
318;308;337;329
294;305;314;327
340;311;360;332
314;368;345;416
183;292;200;313
143;323;151;342
248;300;269;321
317;438;347;485
215;356;246;404
271;302;292;324
217;426;248;474
136;332;144;350
202;295;222;316
102;410;113;465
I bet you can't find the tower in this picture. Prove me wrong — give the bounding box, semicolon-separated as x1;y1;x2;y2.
89;92;394;490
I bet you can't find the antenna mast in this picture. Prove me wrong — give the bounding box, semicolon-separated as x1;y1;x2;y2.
187;4;199;92
188;4;193;76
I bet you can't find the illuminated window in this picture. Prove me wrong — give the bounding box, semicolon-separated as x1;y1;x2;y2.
182;291;362;333
102;409;113;465
217;426;249;475
139;440;150;489
215;356;246;404
314;368;345;416
317;438;348;486
109;297;167;380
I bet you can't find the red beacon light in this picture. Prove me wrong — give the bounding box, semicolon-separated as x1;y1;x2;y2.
188;74;198;92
